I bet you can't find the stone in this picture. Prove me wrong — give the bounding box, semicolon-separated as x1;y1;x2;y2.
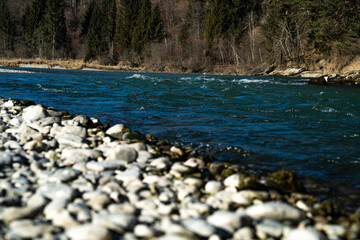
256;219;286;239
23;140;47;152
36;183;75;200
86;161;125;172
286;228;327;240
134;224;159;238
0;207;39;223
233;227;254;240
182;218;216;237
83;191;111;211
49;167;81;182
205;181;223;194
8;220;54;239
0;152;12;165
66;224;112;240
20;126;43;141
93;213;136;233
150;157;172;170
315;223;346;239
106;124;130;139
266;170;305;192
61;125;87;138
57;133;85;148
44;199;68;220
136;150;153;163
245;202;305;222
224;173;245;188
38;116;61;126
22;105;49;122
207;211;252;231
106;145;138;162
71;115;94;128
232;192;251;206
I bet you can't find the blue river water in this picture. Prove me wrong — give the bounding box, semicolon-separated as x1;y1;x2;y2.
1;67;360;190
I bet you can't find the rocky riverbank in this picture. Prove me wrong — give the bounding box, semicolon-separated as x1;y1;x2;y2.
0;97;359;240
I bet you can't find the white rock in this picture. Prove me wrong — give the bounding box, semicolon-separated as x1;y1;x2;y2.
245;202;305;222
49;167;81;182
0;207;39;223
61;125;87;138
182;218;216;237
207;211;252;231
205;181;223;194
106;145;138;162
224;173;243;188
150;157;171;170
36;183;75;200
134;224;158;238
86;161;124;172
233;227;254;240
232;192;251;206
137;150;153;163
8;220;54;239
83;191;111;211
66;224;112;240
22;105;49;122
256;219;285;238
44;199;68;220
106;124;129;139
315;223;346;239
57;133;85;148
286;228;326;240
93;213;136;233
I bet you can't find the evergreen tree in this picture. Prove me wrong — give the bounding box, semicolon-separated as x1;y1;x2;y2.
0;0;14;54
22;0;47;56
81;0;96;36
204;0;227;48
115;0;138;50
131;0;151;53
148;4;164;42
40;0;68;59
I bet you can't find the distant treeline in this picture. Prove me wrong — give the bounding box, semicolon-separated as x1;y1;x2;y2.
1;0;360;71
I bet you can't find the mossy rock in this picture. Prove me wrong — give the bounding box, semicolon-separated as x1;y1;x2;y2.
266;170;305;193
123;132;146;143
21;100;35;106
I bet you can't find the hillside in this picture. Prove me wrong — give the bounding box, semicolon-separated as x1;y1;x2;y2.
1;0;360;74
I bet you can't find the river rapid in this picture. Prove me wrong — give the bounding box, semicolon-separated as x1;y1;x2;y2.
1;67;360;194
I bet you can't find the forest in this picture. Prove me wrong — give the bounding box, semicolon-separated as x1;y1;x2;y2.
1;0;360;73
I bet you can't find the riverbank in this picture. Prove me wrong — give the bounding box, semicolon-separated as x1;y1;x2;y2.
0;97;359;239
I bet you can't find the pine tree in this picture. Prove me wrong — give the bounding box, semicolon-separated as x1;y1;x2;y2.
101;0;117;60
115;0;138;50
148;4;164;42
204;0;226;48
0;0;14;54
81;0;96;36
22;0;47;56
40;0;68;59
131;0;151;53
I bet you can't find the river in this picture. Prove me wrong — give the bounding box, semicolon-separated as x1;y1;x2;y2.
1;66;360;192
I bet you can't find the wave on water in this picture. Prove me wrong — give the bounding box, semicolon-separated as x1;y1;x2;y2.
37;84;64;93
126;74;149;80
0;68;35;74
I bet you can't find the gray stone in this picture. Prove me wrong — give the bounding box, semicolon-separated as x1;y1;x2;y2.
83;191;111;211
150;157;171;170
36;183;75;200
8;220;54;239
207;211;252;232
86;161;124;172
38;116;61;126
0;207;39;223
224;173;244;188
106;124;129;139
106;145;138;162
256;219;286;238
61;125;87;138
66;224;112;240
62;148;101;161
245;202;306;222
182;218;216;237
22;105;49;122
93;213;136;233
49;167;81;182
57;133;85;148
0;152;12;165
136;150;153;163
19;125;43;141
71;115;94;128
286;228;326;240
23;140;47;152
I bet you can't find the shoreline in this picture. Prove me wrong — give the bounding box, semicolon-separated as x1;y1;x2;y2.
0;97;359;239
2;58;360;87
